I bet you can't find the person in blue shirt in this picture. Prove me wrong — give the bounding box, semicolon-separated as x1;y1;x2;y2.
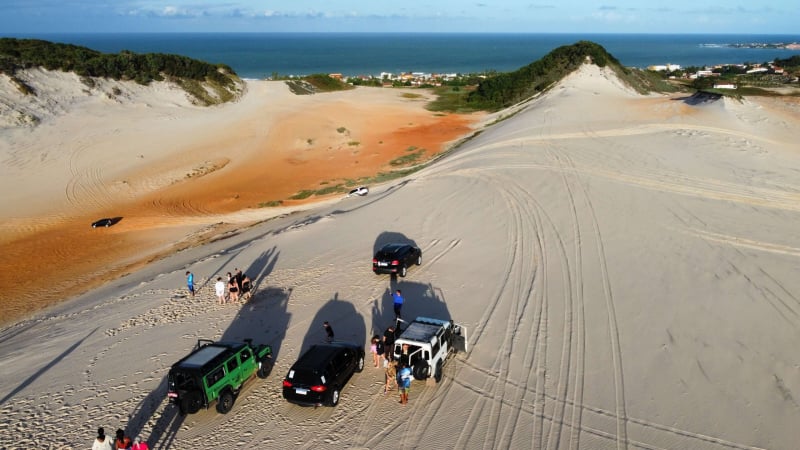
392;289;404;319
186;271;195;297
397;362;413;405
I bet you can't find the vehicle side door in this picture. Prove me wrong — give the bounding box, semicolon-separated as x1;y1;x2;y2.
402;246;414;266
329;349;349;385
237;347;257;380
225;355;245;389
204;365;227;403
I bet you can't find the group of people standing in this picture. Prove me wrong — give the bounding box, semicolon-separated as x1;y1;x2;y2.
184;268;253;305
91;427;148;450
209;268;252;304
214;268;252;305
369;322;412;405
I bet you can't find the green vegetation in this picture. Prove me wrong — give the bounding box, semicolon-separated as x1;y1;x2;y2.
0;38;240;104
467;41;625;110
614;67;679;94
284;74;354;94
348;141;360;146
426;41;673;112
258;200;284;207
303;74;354;92
774;55;800;69
289;183;346;200
426;85;477;113
282;166;425;202
336;127;347;134
284;79;316;95
390;149;425;166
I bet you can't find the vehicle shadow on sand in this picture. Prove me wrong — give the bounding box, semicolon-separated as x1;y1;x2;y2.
300;292;367;352
128;246;291;448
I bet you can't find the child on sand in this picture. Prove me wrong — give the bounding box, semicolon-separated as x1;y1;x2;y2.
384;360;398;394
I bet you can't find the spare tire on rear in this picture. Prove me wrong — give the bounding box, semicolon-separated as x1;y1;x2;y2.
412;361;429;380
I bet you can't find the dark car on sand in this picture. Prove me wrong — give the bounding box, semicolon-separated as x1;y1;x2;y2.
91;218;114;228
282;342;364;407
372;243;422;277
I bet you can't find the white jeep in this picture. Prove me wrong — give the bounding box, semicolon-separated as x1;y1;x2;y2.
392;317;468;383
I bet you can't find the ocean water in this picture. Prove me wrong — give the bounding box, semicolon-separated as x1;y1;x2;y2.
7;32;800;80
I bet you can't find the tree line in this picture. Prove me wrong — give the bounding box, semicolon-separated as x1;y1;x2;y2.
0;38;237;87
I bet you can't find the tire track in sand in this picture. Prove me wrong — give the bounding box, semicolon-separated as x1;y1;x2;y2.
556;151;629;449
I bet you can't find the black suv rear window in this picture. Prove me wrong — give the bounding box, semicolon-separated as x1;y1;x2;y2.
289;369;323;385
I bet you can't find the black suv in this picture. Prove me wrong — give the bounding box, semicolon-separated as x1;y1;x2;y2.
282;342;365;407
372;243;422;277
167;339;273;415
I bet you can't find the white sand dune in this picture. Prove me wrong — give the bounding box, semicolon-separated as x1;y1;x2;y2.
1;63;799;449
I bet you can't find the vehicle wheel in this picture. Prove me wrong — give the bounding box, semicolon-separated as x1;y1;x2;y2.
399;265;407;277
105;223;110;227
412;361;429;380
216;390;235;414
434;361;443;383
327;386;340;406
355;355;365;373
416;254;422;265
257;358;274;379
181;391;202;415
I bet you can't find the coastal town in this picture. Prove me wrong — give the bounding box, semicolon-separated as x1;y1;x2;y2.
292;41;800;90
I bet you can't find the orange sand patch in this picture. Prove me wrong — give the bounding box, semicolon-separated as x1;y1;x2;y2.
0;98;479;327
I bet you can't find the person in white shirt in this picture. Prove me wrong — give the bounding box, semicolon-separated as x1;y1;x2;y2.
92;427;112;450
215;277;226;305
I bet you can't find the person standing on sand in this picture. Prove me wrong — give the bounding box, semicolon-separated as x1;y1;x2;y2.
392;289;404;319
131;436;149;450
383;325;396;363
370;335;381;368
115;428;132;449
241;273;253;302
397;362;412;405
214;277;226;305
323;321;335;343
384;359;398;394
227;272;239;303
234;268;244;293
185;271;194;297
92;427;112;450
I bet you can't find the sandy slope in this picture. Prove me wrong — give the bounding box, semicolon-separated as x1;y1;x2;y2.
0;70;475;325
1;63;799;449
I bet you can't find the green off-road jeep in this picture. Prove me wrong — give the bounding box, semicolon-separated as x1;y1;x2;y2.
167;338;274;415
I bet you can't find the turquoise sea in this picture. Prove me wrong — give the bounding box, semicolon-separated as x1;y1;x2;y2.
7;32;800;79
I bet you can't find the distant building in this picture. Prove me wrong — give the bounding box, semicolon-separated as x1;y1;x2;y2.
713;81;737;89
696;70;718;78
647;63;682;72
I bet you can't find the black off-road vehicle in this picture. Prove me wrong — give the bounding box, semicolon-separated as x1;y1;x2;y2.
167;338;273;415
372;243;422;277
282;342;365;407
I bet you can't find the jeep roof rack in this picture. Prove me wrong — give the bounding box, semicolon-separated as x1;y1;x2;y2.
397;317;451;343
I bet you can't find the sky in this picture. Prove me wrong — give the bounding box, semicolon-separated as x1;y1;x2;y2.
0;1;797;35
